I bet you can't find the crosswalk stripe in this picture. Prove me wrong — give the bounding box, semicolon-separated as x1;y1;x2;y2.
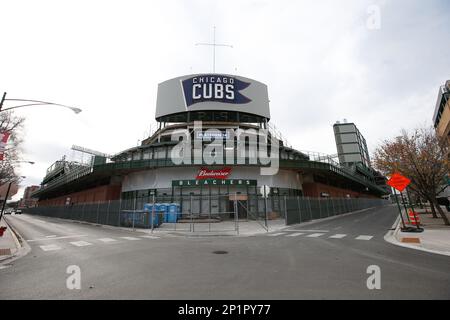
329;234;347;239
286;233;304;237
27;235;88;242
120;237;141;241
268;233;286;237
141;235;160;239
40;244;62;251
355;235;373;241
70;241;93;247
306;233;326;238
98;238;118;243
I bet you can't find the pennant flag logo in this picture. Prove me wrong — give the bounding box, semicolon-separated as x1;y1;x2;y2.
182;74;252;107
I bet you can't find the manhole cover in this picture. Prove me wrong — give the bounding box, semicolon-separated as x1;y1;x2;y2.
212;250;228;255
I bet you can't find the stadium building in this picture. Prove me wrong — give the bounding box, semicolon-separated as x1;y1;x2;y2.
32;74;389;219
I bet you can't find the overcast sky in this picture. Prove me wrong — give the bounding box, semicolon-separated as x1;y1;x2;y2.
1;0;449;200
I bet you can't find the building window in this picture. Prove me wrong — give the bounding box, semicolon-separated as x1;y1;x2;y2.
143;150;153;160
155;147;166;159
132;152;141;161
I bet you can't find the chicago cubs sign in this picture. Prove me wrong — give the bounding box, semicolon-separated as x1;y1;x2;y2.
155;74;270;120
182;75;252;107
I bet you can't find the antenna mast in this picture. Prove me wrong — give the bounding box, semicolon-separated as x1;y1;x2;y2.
195;26;233;73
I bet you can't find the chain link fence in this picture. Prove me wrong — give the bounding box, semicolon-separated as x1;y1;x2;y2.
284;197;388;225
23;195;389;233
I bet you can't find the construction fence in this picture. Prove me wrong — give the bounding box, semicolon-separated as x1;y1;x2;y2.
23;195;389;233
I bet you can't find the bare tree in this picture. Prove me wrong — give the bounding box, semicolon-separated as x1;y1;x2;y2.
373;126;450;225
0;111;25;185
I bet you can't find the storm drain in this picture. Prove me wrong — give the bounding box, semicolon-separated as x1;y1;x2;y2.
212;250;228;255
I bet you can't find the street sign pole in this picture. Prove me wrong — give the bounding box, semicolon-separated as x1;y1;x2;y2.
406;187;422;230
399;192;411;223
387;172;423;232
406;188;422;231
392;187;406;230
261;185;269;231
151;193;155;233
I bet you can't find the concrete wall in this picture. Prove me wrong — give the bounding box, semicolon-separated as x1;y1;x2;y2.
122;167;303;192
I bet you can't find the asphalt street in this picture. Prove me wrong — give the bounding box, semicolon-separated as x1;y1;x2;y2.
1;206;449;299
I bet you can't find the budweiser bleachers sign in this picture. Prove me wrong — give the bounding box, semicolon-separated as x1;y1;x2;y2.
196;167;232;180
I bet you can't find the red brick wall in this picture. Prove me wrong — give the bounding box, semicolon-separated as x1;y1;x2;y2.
38;185;121;206
302;182;377;199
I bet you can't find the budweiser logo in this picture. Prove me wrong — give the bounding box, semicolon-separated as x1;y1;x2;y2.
196;167;232;180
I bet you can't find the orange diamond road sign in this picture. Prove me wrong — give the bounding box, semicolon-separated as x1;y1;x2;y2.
387;172;411;192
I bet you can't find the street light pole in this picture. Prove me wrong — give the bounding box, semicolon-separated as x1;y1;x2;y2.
0;93;81;114
0;92;6;112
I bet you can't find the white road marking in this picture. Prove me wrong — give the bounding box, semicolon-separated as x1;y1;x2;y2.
140;235;160;239
355;235;373;241
39;244;62;251
329;234;347;239
120;237;141;241
27;235;88;242
98;238;118;243
70;241;93;247
46;235;57;238
286;233;304;237
306;233;326;238
268;233;286;237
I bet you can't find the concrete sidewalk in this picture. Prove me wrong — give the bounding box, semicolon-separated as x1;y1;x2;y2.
385;207;450;256
0;217;21;264
139;219;287;237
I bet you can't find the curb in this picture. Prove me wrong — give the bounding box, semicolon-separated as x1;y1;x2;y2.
0;217;31;267
383;215;450;257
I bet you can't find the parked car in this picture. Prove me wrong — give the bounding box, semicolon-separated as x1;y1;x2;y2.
14;209;23;214
3;208;13;215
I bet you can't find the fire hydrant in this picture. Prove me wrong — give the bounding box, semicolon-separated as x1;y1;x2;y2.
0;226;7;237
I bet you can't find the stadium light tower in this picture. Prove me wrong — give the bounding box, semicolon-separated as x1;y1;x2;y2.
0;92;82;114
